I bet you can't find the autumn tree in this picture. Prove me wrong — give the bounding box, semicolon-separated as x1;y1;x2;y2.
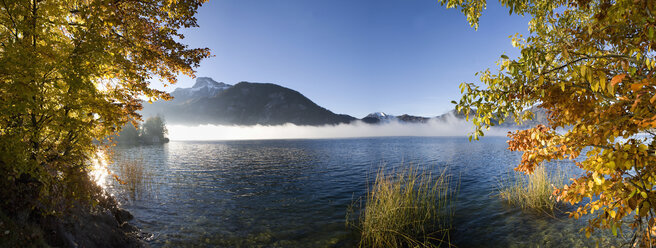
443;0;656;245
0;0;209;217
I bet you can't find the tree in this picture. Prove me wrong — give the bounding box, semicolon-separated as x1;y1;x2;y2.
141;116;168;143
443;0;656;245
0;0;209;216
116;121;140;145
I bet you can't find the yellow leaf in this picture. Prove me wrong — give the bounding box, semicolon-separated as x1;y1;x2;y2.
591;81;598;92
580;66;586;77
651;94;656;104
599;72;606;91
647;58;652;70
607;161;616;169
587;70;593;85
593;173;604;185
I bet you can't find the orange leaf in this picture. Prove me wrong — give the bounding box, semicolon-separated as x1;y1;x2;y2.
631;83;647;91
651;94;656;104
611;74;626;86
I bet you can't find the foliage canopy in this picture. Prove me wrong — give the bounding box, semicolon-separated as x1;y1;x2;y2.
444;0;656;245
0;0;208;216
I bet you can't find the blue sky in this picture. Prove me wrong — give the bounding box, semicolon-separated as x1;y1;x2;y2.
157;0;530;118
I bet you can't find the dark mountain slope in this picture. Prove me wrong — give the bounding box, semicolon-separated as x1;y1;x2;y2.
146;81;355;125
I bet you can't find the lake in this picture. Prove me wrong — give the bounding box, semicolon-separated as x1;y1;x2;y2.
104;137;623;247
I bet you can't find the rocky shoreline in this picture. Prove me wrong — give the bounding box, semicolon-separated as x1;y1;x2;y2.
44;203;146;247
1;194;146;248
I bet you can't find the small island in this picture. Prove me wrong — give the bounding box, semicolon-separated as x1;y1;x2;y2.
115;116;170;145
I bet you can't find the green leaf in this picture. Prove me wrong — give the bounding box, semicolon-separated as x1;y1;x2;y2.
611;223;617;236
628;189;636;199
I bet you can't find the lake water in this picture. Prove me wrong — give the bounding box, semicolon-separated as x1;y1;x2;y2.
105;137;624;247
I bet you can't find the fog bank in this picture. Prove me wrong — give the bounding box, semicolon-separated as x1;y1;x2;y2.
167;114;512;141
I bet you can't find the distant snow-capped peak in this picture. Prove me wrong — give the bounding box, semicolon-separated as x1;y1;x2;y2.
191;77;230;90
365;112;395;119
172;77;232;99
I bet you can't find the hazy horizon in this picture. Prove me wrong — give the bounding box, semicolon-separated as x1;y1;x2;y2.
165;113;511;141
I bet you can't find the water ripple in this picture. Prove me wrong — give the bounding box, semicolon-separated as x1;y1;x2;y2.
106;137;621;247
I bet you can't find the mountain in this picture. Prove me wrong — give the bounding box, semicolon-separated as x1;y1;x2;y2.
140;77;548;127
140;77;231;118
171;77;231;101
396;114;430;123
141;78;356;126
362;112;395;124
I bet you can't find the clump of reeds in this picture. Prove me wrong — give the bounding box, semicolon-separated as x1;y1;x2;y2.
347;166;456;248
115;158;153;201
498;165;567;213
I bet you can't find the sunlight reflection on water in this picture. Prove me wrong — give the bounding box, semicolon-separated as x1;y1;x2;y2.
89;149;110;190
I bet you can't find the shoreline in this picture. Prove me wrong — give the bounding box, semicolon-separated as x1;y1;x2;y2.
1;194;146;248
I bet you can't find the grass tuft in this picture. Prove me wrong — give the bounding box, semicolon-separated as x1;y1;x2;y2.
348;166;456;248
115;158;154;201
497;165;567;213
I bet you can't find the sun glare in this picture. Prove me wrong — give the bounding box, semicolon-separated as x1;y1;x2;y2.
89;150;110;190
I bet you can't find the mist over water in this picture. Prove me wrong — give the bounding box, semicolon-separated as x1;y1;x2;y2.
167;114;511;141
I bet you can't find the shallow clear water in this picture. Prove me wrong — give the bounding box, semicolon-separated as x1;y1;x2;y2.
106;137;625;247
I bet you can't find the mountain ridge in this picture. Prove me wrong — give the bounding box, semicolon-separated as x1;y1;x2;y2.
141;79;356;125
141;77;548;127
